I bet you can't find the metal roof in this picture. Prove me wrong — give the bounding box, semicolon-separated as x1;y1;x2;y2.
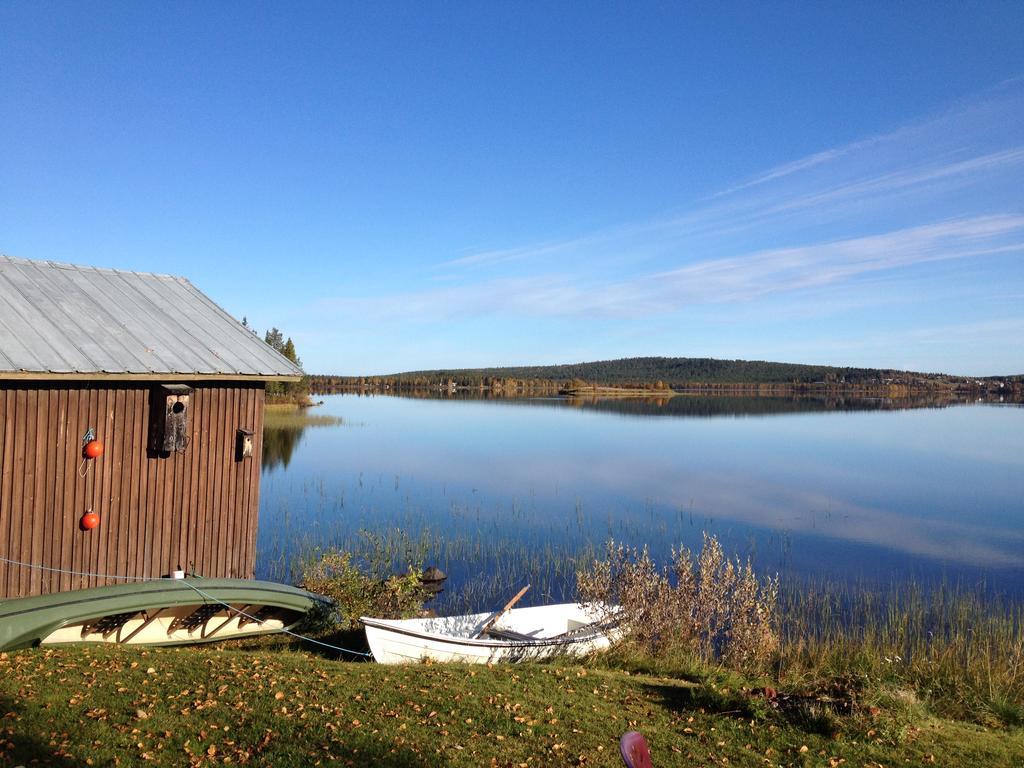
0;256;304;380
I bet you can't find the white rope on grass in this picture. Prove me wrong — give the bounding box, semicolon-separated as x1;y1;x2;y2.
0;554;372;658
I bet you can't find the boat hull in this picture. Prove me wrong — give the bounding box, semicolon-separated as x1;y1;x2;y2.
0;579;325;651
362;602;617;664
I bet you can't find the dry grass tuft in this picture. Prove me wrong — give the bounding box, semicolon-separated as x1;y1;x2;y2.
577;533;778;670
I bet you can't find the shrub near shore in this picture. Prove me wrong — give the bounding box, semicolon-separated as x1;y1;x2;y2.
578;535;779;668
299;550;425;631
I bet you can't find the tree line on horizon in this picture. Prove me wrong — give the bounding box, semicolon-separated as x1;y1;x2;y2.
307;356;1022;395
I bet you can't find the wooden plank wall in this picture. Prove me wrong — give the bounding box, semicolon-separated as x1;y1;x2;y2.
0;382;265;598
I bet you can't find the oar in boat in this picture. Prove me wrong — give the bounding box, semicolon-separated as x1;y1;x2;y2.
473;584;530;639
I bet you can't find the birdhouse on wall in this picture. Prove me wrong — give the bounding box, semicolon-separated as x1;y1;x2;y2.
236;428;254;461
150;384;193;454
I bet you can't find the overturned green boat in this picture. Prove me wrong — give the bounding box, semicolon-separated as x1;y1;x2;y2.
0;578;327;651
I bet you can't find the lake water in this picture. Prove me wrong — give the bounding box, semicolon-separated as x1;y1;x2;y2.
257;393;1024;610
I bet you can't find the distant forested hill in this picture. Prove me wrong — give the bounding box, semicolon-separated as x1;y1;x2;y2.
309;356;1022;394
387;357;907;385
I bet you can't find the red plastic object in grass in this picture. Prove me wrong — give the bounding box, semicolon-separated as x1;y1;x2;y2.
619;731;653;768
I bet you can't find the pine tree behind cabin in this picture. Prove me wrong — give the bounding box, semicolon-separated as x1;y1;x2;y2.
262;327;309;404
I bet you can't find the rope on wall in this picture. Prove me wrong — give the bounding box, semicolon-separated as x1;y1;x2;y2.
0;555;151;581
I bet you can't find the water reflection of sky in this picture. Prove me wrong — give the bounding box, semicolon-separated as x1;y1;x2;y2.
258;395;1024;597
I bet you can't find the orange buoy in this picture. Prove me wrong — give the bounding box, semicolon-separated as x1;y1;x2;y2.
83;440;104;459
81;510;100;530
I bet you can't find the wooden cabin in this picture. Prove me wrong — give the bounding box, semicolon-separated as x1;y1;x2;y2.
0;256;303;599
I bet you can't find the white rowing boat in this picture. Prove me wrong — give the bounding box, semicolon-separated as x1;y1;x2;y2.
361;602;618;664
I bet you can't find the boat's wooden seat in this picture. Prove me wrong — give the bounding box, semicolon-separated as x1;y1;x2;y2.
238;604;282;628
81;611;139;639
554;623;596;637
485;627;538;642
167;604;221;635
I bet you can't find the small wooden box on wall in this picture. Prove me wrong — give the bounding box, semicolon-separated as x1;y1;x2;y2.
236;428;254;461
150;384;193;454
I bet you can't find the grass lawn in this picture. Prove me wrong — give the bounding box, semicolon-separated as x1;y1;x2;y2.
3;643;1022;767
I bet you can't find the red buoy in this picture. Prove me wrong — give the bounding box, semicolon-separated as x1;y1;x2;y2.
84;440;104;459
81;511;100;530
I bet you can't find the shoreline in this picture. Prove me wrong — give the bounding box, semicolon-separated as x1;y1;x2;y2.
309;382;1024;403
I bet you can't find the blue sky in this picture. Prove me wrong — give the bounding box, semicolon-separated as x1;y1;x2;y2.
2;2;1023;376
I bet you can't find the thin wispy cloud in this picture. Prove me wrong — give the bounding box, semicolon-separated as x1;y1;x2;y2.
711;139;882;198
322;214;1024;321
438;143;1024;274
442;232;606;269
430;144;1024;277
435;82;1024;274
652;214;1024;301
754;147;1024;220
711;79;1024;198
